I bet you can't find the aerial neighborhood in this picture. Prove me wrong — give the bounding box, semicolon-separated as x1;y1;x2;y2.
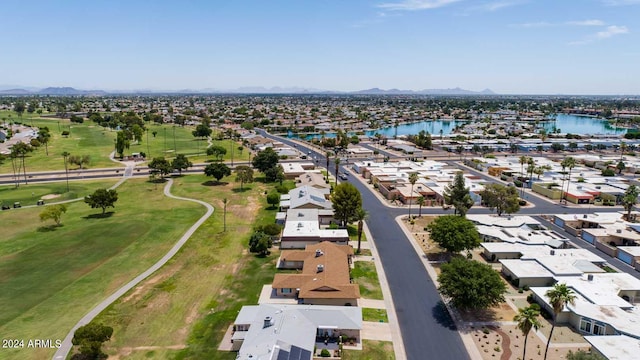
2;93;640;360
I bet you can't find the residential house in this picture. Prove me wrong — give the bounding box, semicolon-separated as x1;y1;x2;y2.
273;241;359;305
231;304;362;359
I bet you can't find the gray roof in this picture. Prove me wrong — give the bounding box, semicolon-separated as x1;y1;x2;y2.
235;304;361;360
288;186;332;210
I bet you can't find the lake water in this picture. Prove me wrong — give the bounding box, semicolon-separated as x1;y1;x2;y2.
289;113;626;139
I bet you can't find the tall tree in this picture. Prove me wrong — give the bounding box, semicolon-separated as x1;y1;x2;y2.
171;154;192;175
62;151;71;192
206;145;227;161
204;162;231;183
480;183;521;216
544;283;577;360
71;322;113;360
408;172;419;218
355;207;368;253
334;157;341;185
222;198;228;232
69;154;91;170
428;215;481;255
14;101;26;118
417;195;425;217
235;165;254;190
39;204;68;226
622;185;639;221
561;157;576;205
332;182;363;227
514;306;543;360
192;123;212;139
443;172;474;217
438;257;507;310
85;189;119;214
115;130;130;158
148;157;173;178
37;128;51;155
11;142;33;185
252;147;279;172
519;155;528;196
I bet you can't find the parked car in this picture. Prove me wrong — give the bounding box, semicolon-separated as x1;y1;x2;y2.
37;200;45;206
339;174;348;180
13;202;21;208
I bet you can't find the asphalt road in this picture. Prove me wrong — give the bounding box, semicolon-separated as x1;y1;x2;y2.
258;130;470;360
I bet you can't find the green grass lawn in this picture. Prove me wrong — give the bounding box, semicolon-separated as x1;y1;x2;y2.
92;174;280;360
0;113;249;173
362;308;388;323
0;178;204;360
343;340;395;360
351;261;383;300
0;179;118;208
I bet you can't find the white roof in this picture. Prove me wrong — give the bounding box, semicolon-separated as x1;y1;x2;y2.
618;246;640;257
467;215;540;228
585;335;640;360
500;259;554;278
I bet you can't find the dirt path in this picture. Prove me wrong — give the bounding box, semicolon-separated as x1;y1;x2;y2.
490;326;513;360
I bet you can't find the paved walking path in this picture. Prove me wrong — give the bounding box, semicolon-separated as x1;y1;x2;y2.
53;178;214;359
359;299;386;309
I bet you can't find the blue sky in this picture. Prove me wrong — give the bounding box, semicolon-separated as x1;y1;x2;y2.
1;0;639;94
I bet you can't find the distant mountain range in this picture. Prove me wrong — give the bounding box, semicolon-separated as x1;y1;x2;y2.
0;85;495;95
0;87;107;95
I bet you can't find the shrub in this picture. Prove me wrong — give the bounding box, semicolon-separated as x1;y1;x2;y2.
320;349;331;357
523;284;530;291
275;184;289;194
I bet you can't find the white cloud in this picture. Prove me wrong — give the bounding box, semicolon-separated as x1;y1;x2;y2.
377;0;463;11
566;19;605;26
570;25;629;45
596;25;629;38
510;21;553;28
480;1;521;11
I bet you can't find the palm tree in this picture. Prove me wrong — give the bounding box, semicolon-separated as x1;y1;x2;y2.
514;305;542;360
334;157;341;185
355;207;368;253
62;151;71;192
325;151;331;181
519;156;528;197
544;283;577;360
417;195;425;217
222;198;228;232
559;160;567;204
622;185;639;221
561;157;576;205
408;173;419;218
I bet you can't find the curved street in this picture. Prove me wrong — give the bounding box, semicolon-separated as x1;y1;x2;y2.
53;179;214;360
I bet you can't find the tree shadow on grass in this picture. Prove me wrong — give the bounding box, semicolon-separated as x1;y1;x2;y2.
232;187;251;193
83;211;115;219
37;224;61;232
201;180;228;186
432;301;457;331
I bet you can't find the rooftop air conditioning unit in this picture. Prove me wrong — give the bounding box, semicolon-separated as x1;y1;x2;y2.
315;249;323;257
317;264;324;273
617;229;622;234
550;250;556;255
587;274;594;281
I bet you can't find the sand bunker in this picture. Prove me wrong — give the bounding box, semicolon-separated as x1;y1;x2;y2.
41;194;62;200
